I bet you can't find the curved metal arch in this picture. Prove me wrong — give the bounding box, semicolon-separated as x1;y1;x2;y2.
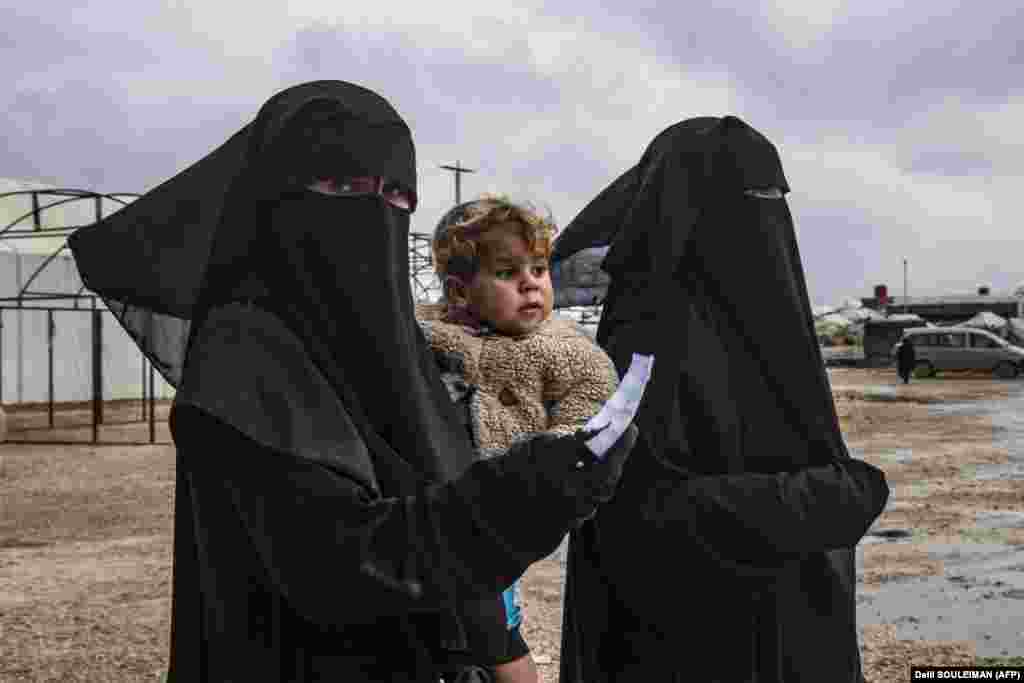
17;242;77;301
1;188;140;237
0;188;141;304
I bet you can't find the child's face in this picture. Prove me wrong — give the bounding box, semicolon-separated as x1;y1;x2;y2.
462;222;554;335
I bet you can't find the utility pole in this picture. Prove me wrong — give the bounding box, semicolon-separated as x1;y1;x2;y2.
903;258;908;314
440;160;476;205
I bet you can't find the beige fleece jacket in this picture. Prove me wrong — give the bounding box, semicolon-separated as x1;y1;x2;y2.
415;302;619;458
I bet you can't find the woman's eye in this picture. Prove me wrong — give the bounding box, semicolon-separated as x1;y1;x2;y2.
744;187;784;199
338;177;377;193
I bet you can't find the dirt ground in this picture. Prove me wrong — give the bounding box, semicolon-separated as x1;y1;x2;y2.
1;369;1022;682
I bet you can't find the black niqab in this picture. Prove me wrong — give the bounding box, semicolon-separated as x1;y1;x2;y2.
553;116;837;477
69;80;473;489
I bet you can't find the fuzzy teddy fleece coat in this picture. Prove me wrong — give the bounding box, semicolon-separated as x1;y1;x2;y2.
415;302;619;459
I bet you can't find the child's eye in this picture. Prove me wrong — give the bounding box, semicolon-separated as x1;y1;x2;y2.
496;269;515;279
532;265;548;276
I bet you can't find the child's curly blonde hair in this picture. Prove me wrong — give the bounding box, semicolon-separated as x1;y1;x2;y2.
432;195;558;296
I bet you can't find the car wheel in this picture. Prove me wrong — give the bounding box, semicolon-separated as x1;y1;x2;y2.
994;361;1018;379
913;361;935;378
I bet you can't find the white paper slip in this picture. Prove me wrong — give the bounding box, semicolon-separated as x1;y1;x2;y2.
583;353;654;459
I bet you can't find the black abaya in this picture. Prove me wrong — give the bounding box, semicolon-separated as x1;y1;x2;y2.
554;116;890;683
68;81;637;683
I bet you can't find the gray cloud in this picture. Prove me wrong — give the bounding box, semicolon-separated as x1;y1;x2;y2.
1;1;1020;307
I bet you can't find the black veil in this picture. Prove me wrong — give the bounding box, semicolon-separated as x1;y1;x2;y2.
552;116;841;475
68;80;475;490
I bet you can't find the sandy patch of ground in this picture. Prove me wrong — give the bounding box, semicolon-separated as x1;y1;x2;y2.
859;625;975;683
0;434;175;682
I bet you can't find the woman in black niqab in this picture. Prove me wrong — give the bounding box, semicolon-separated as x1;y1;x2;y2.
68;80;636;683
553;116;890;683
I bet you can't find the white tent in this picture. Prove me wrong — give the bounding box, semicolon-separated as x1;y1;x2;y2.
820;313;852;328
838;307;884;324
1008;318;1024;346
961;310;1008;333
839;296;864;310
885;313;926;324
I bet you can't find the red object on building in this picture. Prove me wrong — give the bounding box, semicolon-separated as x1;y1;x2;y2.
874;284;889;305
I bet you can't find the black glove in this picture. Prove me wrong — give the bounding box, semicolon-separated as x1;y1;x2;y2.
448;422;640;584
526;422;639;522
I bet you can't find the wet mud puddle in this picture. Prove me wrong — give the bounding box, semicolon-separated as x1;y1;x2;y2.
854;383;1024;657
857;541;1024;657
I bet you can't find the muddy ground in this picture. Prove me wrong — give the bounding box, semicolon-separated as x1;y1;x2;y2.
1;370;1023;682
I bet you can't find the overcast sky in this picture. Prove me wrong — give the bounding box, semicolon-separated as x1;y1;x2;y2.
3;1;1021;306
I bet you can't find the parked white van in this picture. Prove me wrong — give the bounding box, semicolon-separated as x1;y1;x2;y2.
893;327;1024;378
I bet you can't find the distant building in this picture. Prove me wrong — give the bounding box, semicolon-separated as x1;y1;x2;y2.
857;284;1024;363
861;288;1022;325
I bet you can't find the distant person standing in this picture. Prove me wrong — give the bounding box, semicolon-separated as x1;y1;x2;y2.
897;337;916;384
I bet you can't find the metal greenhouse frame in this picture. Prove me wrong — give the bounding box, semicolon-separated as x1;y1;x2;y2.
0;188;162;445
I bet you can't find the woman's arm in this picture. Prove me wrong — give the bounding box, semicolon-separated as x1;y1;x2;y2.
644;455;889;559
175;405;635;628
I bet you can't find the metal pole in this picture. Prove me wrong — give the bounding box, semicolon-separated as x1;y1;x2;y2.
31;191;41;231
455;159;462;204
0;309;4;406
148;361;156;444
903;259;908;314
91;300;101;443
141;352;147;422
439;161;477;206
47;310;54;429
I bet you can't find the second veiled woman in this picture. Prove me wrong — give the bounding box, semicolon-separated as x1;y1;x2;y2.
553;116;890;683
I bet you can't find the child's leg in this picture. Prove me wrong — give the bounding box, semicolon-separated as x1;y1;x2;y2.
493;653;538;683
492;583;538;683
503;581;522;629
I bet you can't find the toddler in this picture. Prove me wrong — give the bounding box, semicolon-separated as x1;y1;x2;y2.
416;196;619;683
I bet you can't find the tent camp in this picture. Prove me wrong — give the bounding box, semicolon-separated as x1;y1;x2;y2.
948;311;1024;346
1008;318;1024;346
838;307;885;324
959;311;1008;335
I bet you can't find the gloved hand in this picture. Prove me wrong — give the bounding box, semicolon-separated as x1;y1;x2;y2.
448;421;640;584
526;422;639;522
